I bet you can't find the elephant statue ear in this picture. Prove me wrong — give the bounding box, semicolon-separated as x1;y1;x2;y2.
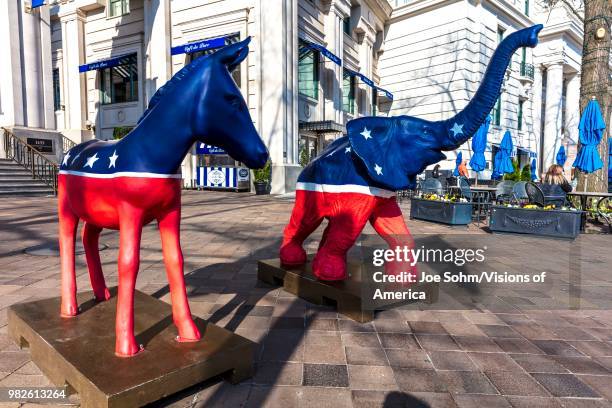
347;117;411;191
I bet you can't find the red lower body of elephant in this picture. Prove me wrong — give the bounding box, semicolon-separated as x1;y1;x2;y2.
280;189;417;281
57;174;200;357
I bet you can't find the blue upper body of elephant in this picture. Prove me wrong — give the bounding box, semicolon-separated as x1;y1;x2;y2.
298;24;543;195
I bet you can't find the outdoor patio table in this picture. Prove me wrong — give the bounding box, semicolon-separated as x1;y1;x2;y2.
567;191;612;233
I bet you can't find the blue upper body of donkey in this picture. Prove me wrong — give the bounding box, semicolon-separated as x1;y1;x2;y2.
298;25;543;193
59;38;268;177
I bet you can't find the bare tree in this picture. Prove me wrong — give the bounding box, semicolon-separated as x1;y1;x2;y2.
576;0;611;192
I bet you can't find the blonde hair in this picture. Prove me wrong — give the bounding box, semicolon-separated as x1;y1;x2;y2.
544;164;567;185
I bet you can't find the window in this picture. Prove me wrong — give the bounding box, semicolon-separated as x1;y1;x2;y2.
517;99;524;131
342;70;355;114
524;0;530;16
492;97;502;126
497;27;505;44
108;0;129;17
100;54;138;105
189;34;241;87
343;17;351;35
372;90;378;116
52;69;61;111
298;40;319;99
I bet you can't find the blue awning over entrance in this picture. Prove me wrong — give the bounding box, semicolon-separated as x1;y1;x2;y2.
32;0;45;8
78;53;136;73
301;39;342;66
171;35;228;56
345;69;393;100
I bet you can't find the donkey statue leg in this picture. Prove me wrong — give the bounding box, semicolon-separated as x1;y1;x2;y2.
157;208;200;342
82;222;111;302
58;186;80;317
115;207;145;357
280;190;325;266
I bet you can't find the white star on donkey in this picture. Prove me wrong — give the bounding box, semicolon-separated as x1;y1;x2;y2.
84;153;99;168
450;123;464;137
374;163;383;175
345;146;351;153
108;151;119;168
360;127;372;140
62;152;70;166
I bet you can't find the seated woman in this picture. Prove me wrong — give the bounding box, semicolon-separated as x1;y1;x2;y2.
539;164;572;207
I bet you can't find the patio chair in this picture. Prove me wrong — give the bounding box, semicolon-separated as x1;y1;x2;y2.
511;181;528;205
495;180;516;204
525;182;545;207
537;183;570;208
459;176;489;223
421;178;443;195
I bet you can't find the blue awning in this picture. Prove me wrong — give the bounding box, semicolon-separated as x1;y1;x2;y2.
301;39;342;66
171;35;228;56
375;87;393;101
32;0;45;8
78;53;136;73
346;69;393;100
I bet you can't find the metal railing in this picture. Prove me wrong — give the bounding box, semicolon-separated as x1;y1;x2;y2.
2;128;59;194
62;134;76;153
520;62;535;80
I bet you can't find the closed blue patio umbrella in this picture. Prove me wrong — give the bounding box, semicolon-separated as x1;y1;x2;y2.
453;151;463;177
491;130;514;180
531;158;537;181
608;138;612;179
573;99;605;174
469;116;490;173
556;145;567;166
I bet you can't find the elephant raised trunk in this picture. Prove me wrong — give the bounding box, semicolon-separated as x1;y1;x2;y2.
436;24;543;150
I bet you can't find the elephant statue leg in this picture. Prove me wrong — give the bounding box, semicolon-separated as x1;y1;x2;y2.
369;198;417;281
280;190;325;266
82;222;111;302
312;194;377;281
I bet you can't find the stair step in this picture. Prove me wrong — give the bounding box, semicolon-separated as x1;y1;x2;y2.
0;190;54;197
0;180;51;187
0;164;28;170
0;185;54;192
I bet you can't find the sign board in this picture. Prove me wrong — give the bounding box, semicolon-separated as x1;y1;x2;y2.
196;166;250;190
171;36;227;56
196;143;226;155
27;138;54;153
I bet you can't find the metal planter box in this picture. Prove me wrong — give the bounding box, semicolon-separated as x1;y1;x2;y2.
489;205;583;239
410;198;473;225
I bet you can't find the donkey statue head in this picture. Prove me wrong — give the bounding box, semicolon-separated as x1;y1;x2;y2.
137;37;268;170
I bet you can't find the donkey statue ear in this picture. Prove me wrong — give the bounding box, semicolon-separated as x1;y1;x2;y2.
347;117;412;191
216;37;251;72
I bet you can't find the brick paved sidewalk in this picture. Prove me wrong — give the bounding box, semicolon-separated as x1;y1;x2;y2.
0;191;610;408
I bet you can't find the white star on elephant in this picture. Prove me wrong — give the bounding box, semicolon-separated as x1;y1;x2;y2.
62;152;70;166
374;163;383;175
345;146;351;153
450;123;464;137
360;127;372;140
108;151;119;168
84;153;99;168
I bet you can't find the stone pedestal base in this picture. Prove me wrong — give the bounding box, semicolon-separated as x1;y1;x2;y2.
258;257;439;323
7;288;254;408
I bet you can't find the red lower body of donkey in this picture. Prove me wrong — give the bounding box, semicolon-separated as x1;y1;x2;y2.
58;174;200;357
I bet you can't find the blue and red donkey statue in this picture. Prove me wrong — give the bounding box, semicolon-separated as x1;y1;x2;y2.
58;38;268;357
280;25;543;281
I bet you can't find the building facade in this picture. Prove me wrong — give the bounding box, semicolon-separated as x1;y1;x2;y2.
0;0;591;193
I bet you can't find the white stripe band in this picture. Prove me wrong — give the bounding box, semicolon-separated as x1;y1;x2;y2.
296;182;395;198
59;170;182;179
